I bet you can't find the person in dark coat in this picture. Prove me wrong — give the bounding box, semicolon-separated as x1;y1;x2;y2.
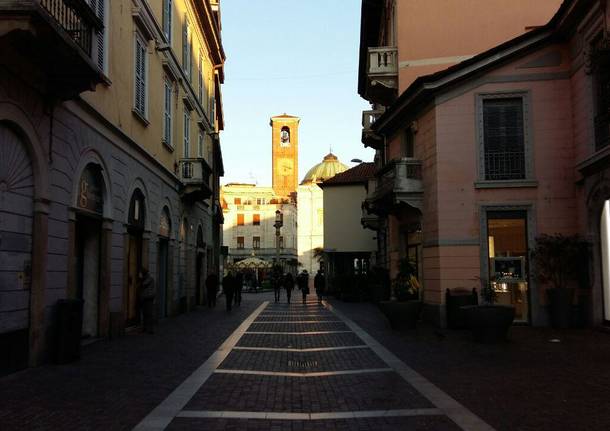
297;270;309;304
234;272;243;306
314;270;325;303
223;271;235;312
283;273;295;304
205;272;219;308
139;268;156;334
272;266;282;303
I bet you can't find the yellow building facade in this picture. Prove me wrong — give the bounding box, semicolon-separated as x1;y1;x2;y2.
0;0;225;372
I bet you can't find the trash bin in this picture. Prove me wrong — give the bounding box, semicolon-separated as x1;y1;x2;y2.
446;288;478;329
55;299;83;364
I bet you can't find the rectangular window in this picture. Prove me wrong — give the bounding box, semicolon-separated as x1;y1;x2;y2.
163;78;172;146
253;236;260;249
162;0;172;42
237;214;244;226
256;198;263;205
234;198;241;205
198;132;203;158
482;98;525;181
183;108;190;157
91;0;106;71
198;53;203;102
237;236;244;249
253;214;260;226
182;16;191;80
134;33;147;117
210;95;216;127
401;128;414;158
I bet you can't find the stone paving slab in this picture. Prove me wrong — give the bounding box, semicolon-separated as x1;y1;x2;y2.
184;372;434;413
218;347;386;372
236;332;366;349
255;315;340;322
248;322;351;333
167;415;461;430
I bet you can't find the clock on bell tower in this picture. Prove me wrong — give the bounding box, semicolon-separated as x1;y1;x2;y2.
270;113;300;198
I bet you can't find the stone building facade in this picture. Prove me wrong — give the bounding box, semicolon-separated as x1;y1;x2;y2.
0;0;225;373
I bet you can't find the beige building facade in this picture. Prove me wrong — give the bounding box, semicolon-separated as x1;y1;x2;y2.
0;0;225;373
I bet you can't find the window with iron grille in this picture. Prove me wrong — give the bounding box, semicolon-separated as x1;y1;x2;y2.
253;236;260;249
237;236;244;249
163;78;172;146
593;51;610;151
479;96;528;181
134;33;147;117
162;0;172;43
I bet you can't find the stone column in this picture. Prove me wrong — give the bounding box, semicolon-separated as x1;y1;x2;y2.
29;198;49;367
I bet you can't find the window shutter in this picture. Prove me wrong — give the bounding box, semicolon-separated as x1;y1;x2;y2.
163;0;172;42
182;18;189;76
483;98;525;180
164;80;172;144
135;37;146;115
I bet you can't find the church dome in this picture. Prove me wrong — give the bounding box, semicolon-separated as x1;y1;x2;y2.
301;153;349;184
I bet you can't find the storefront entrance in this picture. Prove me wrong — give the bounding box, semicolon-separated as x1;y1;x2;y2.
157;207;171;318
601;200;610;323
487;211;530;323
125;189;146;327
75;216;101;337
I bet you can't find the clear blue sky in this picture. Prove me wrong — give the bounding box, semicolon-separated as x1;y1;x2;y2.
220;0;373;185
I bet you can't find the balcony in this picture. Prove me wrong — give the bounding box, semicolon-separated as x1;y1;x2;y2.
366;47;398;105
367;158;423;214
0;0;106;99
179;158;213;202
361;199;380;231
361;109;384;149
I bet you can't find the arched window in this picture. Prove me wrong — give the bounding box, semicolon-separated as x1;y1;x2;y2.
280;126;290;147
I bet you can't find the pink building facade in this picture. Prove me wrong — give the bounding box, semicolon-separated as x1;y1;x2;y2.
360;0;610;326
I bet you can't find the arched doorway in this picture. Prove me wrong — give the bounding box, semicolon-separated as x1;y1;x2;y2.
601;200;610;323
157;207;171;318
74;163;105;338
126;189;146;326
0;124;34;372
196;226;206;306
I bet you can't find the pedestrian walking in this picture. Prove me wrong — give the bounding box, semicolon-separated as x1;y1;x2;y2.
223;271;235;312
139;268;156;334
234;271;243;306
283;272;294;304
314;269;325;303
272;266;282;303
297;270;309;304
205;272;219;308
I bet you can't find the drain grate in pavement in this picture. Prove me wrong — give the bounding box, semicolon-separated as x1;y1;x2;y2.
287;360;319;368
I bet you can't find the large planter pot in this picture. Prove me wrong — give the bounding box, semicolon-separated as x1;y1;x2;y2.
378;301;422;330
462;305;515;343
547;288;575;329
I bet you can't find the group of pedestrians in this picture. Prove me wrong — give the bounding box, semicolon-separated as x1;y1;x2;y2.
221;271;243;311
272;268;326;304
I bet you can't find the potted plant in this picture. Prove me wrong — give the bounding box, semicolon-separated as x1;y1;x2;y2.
462;277;515;343
531;234;589;329
378;259;422;330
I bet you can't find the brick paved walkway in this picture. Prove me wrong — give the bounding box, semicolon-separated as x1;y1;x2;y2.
134;299;494;431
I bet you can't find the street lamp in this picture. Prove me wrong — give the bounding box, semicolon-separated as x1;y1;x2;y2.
274;209;283;269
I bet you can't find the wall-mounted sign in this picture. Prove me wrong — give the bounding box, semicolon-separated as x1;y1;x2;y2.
77;164;104;214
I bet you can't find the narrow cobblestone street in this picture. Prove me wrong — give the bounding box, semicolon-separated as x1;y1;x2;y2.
2;292;610;430
134;296;489;431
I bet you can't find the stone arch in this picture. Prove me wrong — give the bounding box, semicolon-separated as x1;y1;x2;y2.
71;148;113;219
158;197;175;237
0;102;49;201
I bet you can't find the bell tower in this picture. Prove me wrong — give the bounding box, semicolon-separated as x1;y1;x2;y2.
270;114;300;198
